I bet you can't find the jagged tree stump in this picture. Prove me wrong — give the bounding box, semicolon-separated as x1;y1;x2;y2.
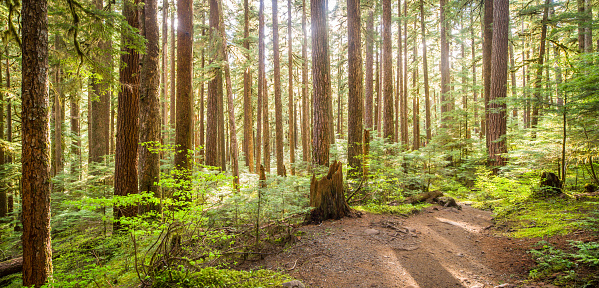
306;161;352;223
540;172;562;196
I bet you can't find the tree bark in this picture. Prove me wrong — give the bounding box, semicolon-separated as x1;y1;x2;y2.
0;50;4;218
243;0;254;173
114;0;140;231
420;0;431;143
531;0;550;138
412;20;420;150
395;0;402;143
70;89;81;176
174;0;193;194
0;257;22;278
364;9;374;131
347;0;363;173
311;0;330;167
301;0;309;163
307;161;351;223
483;0;493;145
169;3;176;139
382;0;394;141
273;0;284;176
264;79;271;171
440;0;452;127
161;0;168;152
21;0;53;285
206;0;222;168
256;0;264;172
139;0;161;211
488;0;509;169
288;0;295;175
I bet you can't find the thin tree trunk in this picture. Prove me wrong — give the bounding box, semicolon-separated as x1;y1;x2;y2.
440;0;452;128
114;0;140;231
395;0;402;143
301;0;309;163
139;0;161;210
382;0;394;141
161;0;168;151
264;79;271;171
311;0;331;166
0;50;4;218
420;0;431;143
243;0;254;173
483;0;493;144
364;9;374;131
509;26;517;125
471;8;478;135
402;0;408;144
531;0;550;138
584;0;592;52
288;0;295;175
169;3;176;139
374;41;380;133
488;0;509;169
70;90;81;175
412;20;420;150
347;0;363;172
272;0;284;176
578;0;586;52
53;41;63;177
256;0;265;171
199;17;205;163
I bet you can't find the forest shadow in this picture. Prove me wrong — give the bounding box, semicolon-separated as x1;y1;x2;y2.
394;248;465;288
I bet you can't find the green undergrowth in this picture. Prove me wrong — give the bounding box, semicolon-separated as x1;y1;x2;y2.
528;241;599;287
352;202;432;215
445;169;599;238
153;267;294;288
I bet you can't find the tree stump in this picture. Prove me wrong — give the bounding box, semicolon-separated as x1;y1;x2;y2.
259;164;267;188
540;172;562;196
306;161;352;223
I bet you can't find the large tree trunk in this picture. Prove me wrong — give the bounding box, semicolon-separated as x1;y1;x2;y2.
420;0;431;143
347;0;363;173
114;0;140;231
307;161;352;223
440;0;452;128
311;0;330;167
364;9;374;131
288;0;295;175
174;0;193;195
273;0;284;176
382;0;394;141
21;0;53;285
206;0;222;168
139;0;161;211
488;0;509;169
243;0;254;173
301;0;309;163
482;0;493;146
90;0;111;165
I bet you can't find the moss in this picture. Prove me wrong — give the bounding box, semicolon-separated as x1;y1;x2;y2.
352;202;431;215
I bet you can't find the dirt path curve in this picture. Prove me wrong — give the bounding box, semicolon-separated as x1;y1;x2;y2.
247;204;535;288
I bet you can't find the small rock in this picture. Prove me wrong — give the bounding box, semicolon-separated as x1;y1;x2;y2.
364;228;380;235
494;284;515;288
456;253;464;257
282;280;305;288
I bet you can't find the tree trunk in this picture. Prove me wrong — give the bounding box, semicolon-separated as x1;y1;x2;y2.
301;0;309;163
264;79;271;172
395;0;402;143
420;0;431;143
0;257;22;278
0;50;4;218
374;42;380;134
531;0;549;138
509;26;517;125
440;0;452;127
206;0;222;168
273;0;284;176
584;0;592;52
401;0;408;145
161;0;168;152
52;47;63;177
311;0;330;167
412;20;420;151
364;9;374;131
382;0;394;141
488;0;509;169
174;0;193;194
70;91;81;176
471;8;478;135
114;0;140;231
243;0;254;173
347;0;363;173
288;0;295;175
256;0;265;172
169;4;176;139
307;161;351;223
578;0;586;52
139;0;161;211
21;0;53;285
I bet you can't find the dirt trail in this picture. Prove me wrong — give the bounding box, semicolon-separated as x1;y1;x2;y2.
247;204;536;288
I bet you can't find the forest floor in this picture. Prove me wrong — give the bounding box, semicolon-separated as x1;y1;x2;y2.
242;203;596;288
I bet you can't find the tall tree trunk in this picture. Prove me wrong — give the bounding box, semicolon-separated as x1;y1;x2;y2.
161;0;168;151
169;3;176;139
206;0;222;168
488;0;508;169
524;46;530;128
218;0;240;188
273;0;284;176
70;92;81;176
364;9;374;131
174;0;193;191
311;0;331;166
531;0;549;138
578;0;586;52
382;0;394;141
420;0;431;143
199;14;206;163
471;8;478;135
114;0;140;231
461;22;469;140
347;0;363;172
483;0;493;146
256;0;264;172
0;51;4;218
301;0;309;163
440;0;451;128
90;0;111;164
584;0;592;52
288;0;295;175
402;0;408;144
412;20;420;150
21;0;53;285
395;0;402;143
374;42;380;133
53;42;63;177
264;79;271;171
509;26;517;125
243;0;254;173
139;0;161;211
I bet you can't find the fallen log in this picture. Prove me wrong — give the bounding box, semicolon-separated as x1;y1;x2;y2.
0;256;22;278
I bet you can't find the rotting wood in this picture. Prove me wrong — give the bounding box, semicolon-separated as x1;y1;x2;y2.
0;256;22;278
307;161;359;223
